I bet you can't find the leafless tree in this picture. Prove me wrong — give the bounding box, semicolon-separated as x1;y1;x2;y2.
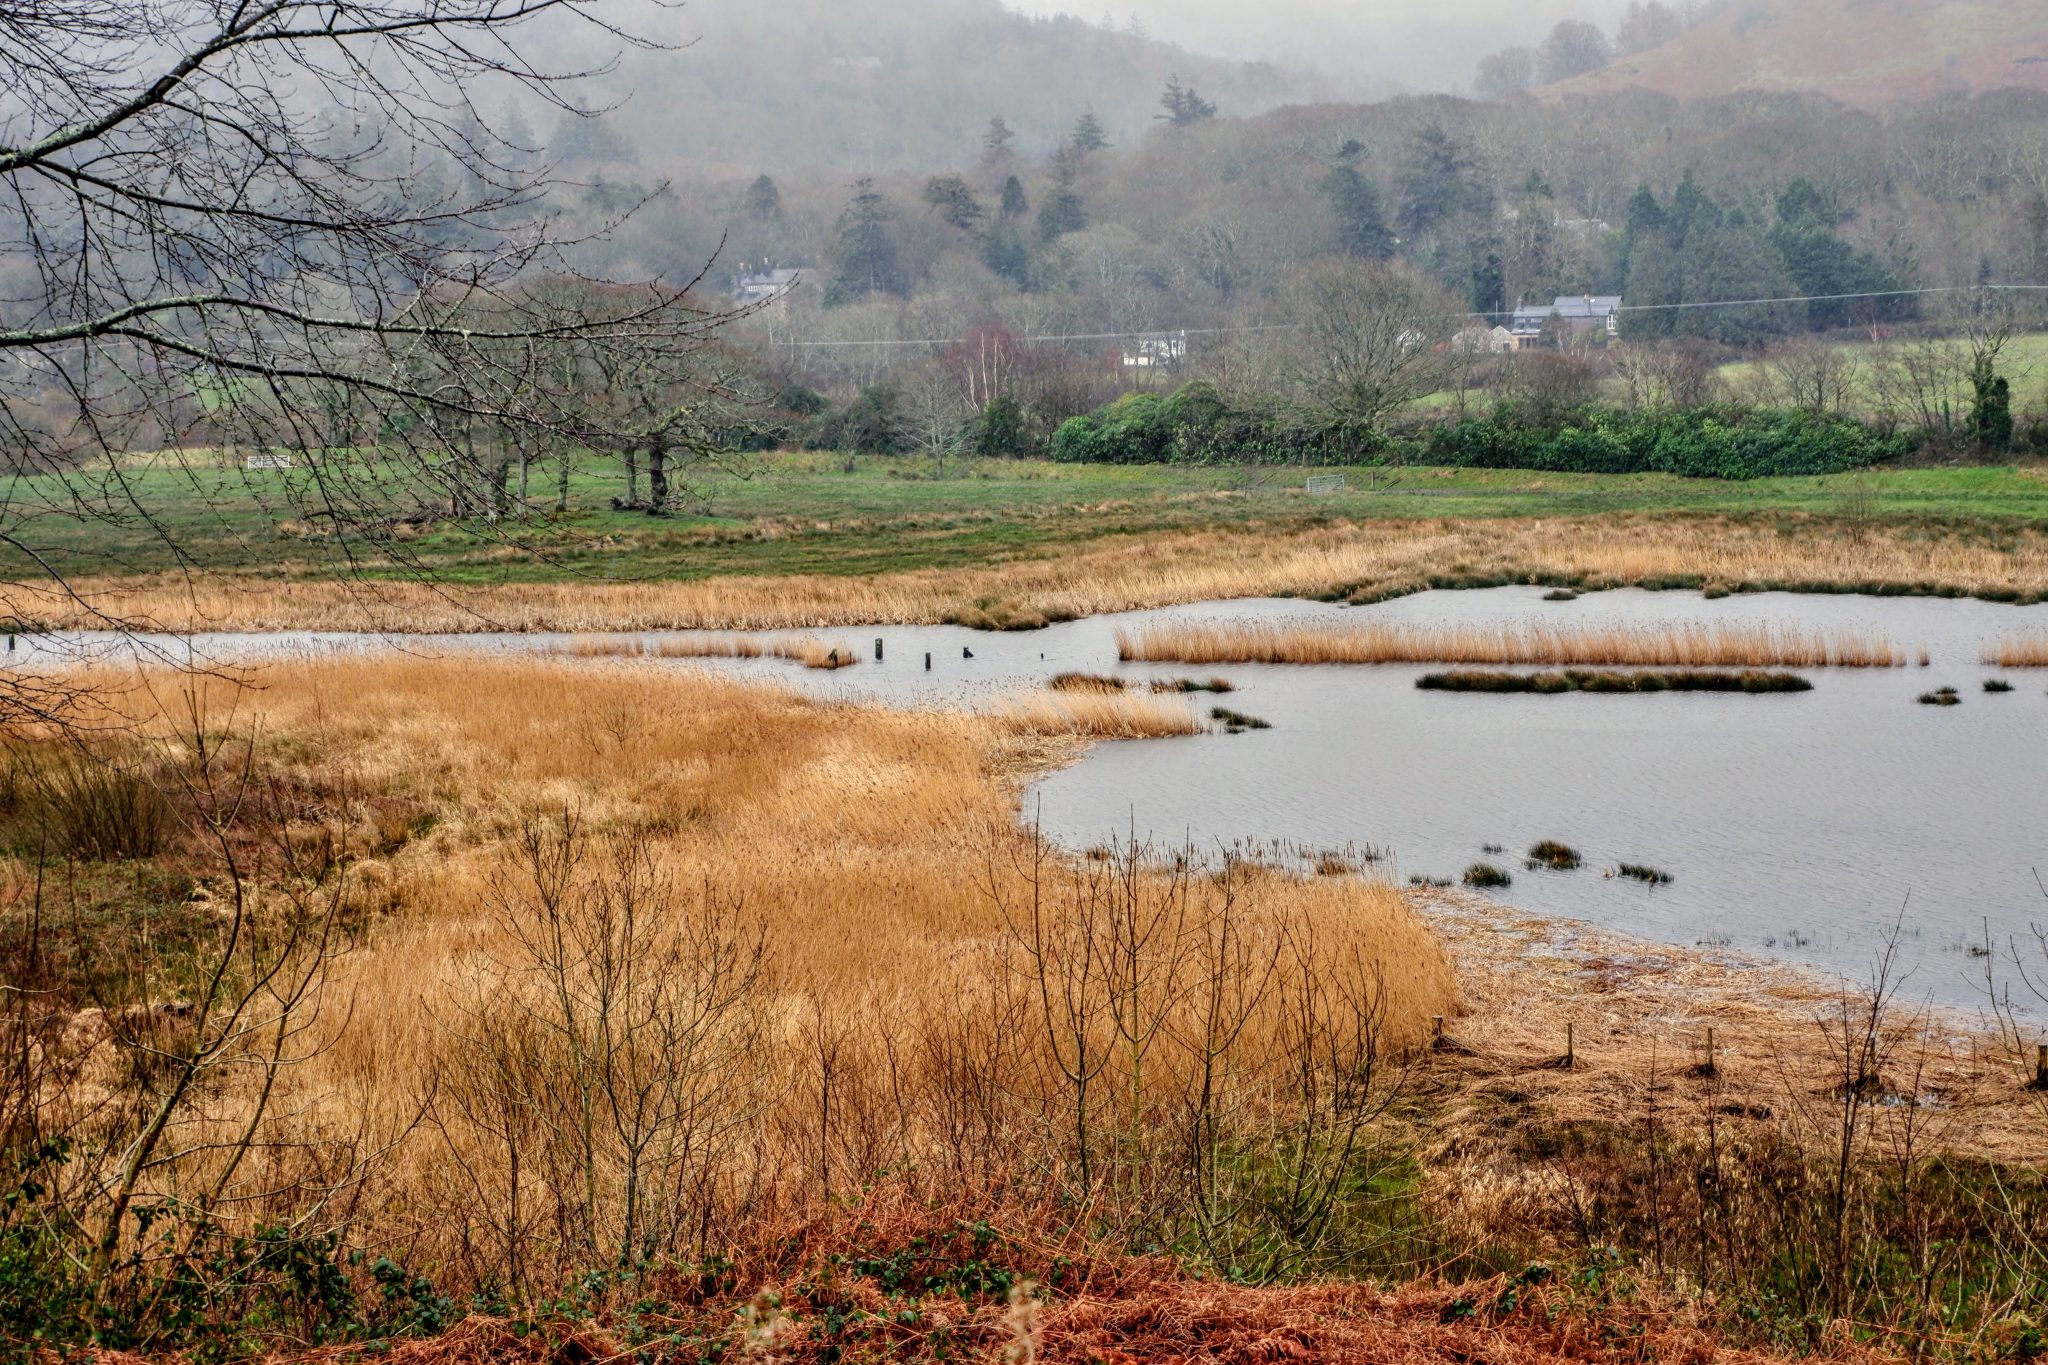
900;361;970;477
1765;338;1859;416
0;0;753;687
1281;259;1458;438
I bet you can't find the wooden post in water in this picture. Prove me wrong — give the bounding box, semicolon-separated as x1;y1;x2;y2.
875;638;884;662
924;652;932;672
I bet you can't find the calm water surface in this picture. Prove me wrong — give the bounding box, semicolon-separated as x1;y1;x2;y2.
34;587;2048;1006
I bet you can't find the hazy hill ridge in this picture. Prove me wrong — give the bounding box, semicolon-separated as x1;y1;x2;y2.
1546;0;2048;107
606;0;1342;173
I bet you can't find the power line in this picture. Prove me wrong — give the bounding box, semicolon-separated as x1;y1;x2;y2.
760;283;2048;350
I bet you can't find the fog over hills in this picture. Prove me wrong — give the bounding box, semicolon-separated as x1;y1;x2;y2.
592;0;1354;175
1007;0;1634;92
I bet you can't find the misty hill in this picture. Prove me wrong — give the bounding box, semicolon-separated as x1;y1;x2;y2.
1545;0;2048;107
597;0;1348;174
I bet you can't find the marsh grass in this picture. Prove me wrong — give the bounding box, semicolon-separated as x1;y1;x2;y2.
1918;687;1962;706
1462;863;1512;889
1417;669;1812;694
1527;841;1582;871
45;513;2048;636
1150;676;1235;694
996;689;1206;739
13;748;174;861
1048;672;1126;693
563;635;860;669
1616;862;1675;884
1982;679;2014;693
1123;621;1904;669
15;656;1457;1322
1209;706;1272;732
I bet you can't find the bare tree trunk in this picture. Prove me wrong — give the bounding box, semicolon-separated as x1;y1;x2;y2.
647;431;669;515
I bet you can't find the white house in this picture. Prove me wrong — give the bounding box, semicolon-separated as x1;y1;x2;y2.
733;267;801;306
1121;330;1187;369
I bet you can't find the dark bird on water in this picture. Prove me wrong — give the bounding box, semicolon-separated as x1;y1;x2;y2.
963;647;974;659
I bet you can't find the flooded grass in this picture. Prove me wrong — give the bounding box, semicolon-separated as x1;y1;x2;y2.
1048;671;1127;693
1917;687;1962;706
1122;620;1907;669
1617;863;1675;885
1150;676;1236;694
1982;678;2015;693
1416;669;1813;694
1527;840;1583;871
1210;706;1272;733
1462;862;1513;888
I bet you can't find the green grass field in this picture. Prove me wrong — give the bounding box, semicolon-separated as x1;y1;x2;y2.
11;448;2048;587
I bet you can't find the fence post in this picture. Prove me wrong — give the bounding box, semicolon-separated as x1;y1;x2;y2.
875;637;884;662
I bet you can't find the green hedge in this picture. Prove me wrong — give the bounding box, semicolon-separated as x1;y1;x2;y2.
1049;385;1912;479
1421;405;1912;479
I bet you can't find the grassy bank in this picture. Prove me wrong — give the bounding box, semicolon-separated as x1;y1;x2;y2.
20;508;2048;635
10;452;2048;589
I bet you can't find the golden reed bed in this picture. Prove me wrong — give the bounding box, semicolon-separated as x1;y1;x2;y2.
1118;619;1909;668
30;514;2048;634
556;634;863;669
1985;633;2048;666
12;657;1442;1296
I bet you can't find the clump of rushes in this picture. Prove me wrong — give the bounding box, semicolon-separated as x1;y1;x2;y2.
1210;706;1272;733
1463;862;1512;889
1151;676;1235;694
1918;687;1962;707
1048;672;1126;693
1617;863;1674;885
1418;669;1811;695
1542;589;1580;602
1702;583;1732;600
1983;679;2014;694
950;596;1052;631
1527;840;1582;871
1409;875;1453;889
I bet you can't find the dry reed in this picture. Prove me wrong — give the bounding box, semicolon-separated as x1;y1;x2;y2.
1984;633;2048;667
27;657;1451;1300
993;688;1205;738
558;634;858;668
1119;619;1907;668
